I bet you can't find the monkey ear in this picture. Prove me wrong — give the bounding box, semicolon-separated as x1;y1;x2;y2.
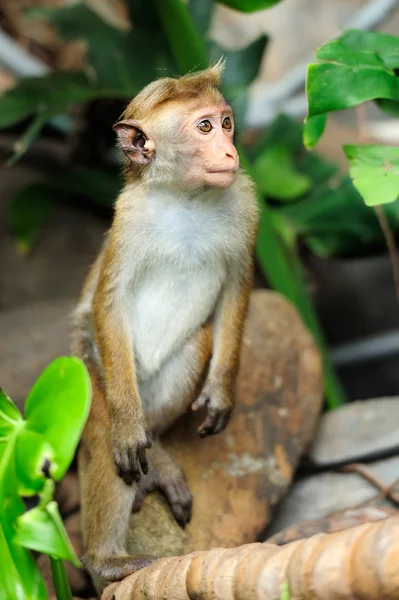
113;119;155;165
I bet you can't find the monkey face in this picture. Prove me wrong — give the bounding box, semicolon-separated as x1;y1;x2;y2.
114;100;239;191
183;104;239;189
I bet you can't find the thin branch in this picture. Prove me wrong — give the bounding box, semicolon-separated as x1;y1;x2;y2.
356;104;399;307
374;206;399;305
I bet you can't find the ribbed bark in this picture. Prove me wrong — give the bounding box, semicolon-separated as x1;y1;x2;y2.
102;515;399;600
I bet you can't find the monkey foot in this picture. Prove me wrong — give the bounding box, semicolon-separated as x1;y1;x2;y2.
133;468;192;527
84;554;157;582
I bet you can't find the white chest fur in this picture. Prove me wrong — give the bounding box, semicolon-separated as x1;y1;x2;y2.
126;187;247;380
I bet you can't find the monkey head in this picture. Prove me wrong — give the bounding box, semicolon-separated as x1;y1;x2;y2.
113;62;239;191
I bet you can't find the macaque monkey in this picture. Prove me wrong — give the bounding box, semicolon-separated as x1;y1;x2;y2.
73;61;259;590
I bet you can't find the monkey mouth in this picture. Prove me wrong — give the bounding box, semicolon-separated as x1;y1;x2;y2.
207;168;237;174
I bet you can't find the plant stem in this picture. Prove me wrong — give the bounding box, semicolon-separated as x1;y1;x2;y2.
356;105;399;308
152;0;345;408
50;557;73;600
374;205;399;305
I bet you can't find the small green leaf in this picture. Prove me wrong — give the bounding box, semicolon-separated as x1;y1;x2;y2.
254;144;312;200
15;501;81;566
25;357;91;480
8;183;53;254
344;144;399;206
218;0;282;12
15;430;54;496
0;390;23;437
303;114;327;149
280;580;291;600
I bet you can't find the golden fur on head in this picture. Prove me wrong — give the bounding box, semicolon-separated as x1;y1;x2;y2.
122;60;226;122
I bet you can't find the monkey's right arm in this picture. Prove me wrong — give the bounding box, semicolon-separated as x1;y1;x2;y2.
92;241;151;485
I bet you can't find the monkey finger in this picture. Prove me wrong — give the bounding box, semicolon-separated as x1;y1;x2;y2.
145;431;152;448
191;394;209;411
127;447;141;482
137;445;149;474
197;413;217;438
213;409;232;434
123;472;135;486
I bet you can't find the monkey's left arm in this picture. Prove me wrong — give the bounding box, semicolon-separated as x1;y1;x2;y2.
192;261;253;437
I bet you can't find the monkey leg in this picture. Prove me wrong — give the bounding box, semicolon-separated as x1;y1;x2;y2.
133;439;192;526
78;371;156;589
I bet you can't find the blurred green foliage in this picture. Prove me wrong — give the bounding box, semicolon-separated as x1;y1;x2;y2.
0;357;91;600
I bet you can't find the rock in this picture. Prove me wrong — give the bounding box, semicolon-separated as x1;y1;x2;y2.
266;455;399;537
124;290;323;558
307;397;399;467
0;299;74;410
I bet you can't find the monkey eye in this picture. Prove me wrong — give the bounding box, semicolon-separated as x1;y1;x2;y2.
197;119;213;133
222;116;232;130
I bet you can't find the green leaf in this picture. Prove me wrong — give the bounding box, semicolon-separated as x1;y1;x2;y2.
15;430;54;496
306;62;398;118
280;580;291;600
0;390;23;437
24;357;91;480
303;114;327;149
254;144;312;200
344;144;399;206
8;183;53;254
218;0;282;12
15;501;81;566
306;30;399;118
0;522;47;600
336;29;399;70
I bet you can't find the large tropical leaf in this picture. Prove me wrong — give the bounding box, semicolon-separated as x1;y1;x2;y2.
24;357;91;480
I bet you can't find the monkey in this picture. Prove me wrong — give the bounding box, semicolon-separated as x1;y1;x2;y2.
73;61;259;591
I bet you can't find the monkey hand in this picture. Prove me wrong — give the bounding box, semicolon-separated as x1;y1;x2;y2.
111;423;152;485
192;382;233;438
